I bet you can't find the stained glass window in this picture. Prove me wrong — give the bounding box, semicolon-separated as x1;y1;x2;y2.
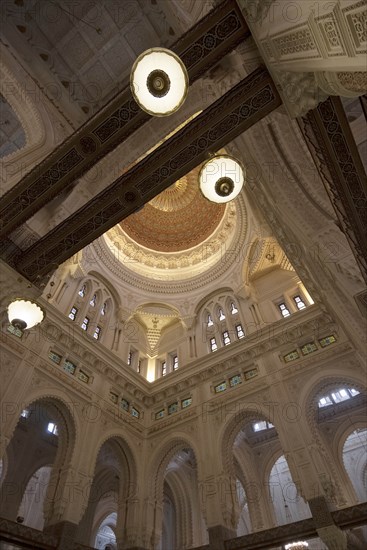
319;335;336;347
278;302;290;318
222;331;231;345
214;381;227;393
210;337;218;352
294;295;306;310
244;368;258;380
168;402;178;415
301;342;318;355
78;370;90;384
68;306;78;321
284;350;299;363
48;350;62;364
63;360;76;375
81;317;89;331
229;374;242;387
121;399;129;411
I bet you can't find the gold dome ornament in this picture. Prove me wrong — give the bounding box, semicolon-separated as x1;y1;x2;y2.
7;299;45;330
130;48;189;116
199;154;245;203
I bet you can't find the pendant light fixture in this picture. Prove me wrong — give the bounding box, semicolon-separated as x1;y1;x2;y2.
199;154;245;203
7;299;45;330
130;47;189;117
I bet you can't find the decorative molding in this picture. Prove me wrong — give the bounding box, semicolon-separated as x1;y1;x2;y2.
16;67;281;281
300;96;367;282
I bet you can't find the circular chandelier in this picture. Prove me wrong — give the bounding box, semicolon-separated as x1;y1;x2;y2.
285;542;309;550
199;154;245;203
130;48;188;116
7;299;45;330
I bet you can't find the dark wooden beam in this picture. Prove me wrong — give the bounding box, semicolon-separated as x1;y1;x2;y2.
15;67;282;281
300;96;367;283
0;0;250;239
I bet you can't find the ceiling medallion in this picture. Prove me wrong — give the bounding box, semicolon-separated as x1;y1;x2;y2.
199;154;245;203
7;299;45;330
130;48;188;117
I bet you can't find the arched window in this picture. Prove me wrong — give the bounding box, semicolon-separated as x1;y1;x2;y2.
78;284;86;298
231;302;239;314
342;428;367;502
90;294;97;307
218;308;226;321
269;455;311;525
101;302;107;316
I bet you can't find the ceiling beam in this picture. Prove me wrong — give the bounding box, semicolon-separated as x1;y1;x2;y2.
0;0;250;239
300;96;367;283
15;67;282;282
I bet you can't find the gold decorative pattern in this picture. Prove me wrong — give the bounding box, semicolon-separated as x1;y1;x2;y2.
120;167;225;252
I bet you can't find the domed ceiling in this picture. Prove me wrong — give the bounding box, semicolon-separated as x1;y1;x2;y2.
119;166;226;253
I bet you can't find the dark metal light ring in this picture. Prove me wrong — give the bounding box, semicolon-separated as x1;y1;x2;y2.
215;176;234;197
146;69;171;98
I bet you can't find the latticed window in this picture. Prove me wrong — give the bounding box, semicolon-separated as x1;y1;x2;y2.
69;306;78;321
222;331;231;345
210;337;218;352
278;302;290;318
81;317;89;330
161;361;167;376
236;324;245;339
78;284;86;298
293;295;306;310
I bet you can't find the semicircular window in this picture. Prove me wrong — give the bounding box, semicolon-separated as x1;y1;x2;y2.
0;94;26;158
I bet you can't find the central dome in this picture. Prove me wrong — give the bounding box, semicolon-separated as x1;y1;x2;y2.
119;166;226;252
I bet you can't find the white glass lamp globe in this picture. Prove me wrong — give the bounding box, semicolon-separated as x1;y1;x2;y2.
199;155;245;203
7;299;45;330
130;48;189;116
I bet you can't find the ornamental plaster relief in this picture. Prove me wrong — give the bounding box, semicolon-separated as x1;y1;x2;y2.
238;0;367;117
